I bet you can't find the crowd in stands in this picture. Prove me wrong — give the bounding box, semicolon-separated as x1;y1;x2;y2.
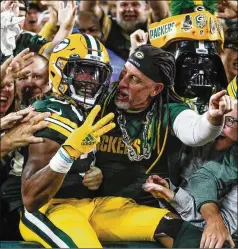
0;0;237;248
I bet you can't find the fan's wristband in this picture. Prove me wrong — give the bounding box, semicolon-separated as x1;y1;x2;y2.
49;147;74;174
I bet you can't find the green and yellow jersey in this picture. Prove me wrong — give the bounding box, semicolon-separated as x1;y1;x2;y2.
32;95;96;199
1;95;95;214
33;95;83;145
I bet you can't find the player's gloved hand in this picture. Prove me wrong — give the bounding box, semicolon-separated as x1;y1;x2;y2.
62;105;115;159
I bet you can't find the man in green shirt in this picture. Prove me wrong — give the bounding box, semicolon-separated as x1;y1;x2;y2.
96;44;235;206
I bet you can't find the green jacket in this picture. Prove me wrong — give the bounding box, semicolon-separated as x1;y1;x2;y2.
187;144;238;211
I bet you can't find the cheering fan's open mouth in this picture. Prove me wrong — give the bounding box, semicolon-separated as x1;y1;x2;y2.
116;89;129;102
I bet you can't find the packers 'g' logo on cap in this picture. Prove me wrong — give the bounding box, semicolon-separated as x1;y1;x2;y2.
134;51;144;59
194;6;206;12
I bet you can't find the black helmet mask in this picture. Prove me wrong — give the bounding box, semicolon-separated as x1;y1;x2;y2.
168;40;228;103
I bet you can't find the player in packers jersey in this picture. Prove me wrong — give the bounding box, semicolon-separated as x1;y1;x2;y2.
20;35;231;248
19;33;116;247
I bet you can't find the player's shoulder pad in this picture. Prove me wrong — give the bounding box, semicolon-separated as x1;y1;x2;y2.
32;95;84;126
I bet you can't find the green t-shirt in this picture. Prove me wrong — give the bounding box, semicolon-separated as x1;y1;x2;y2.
96;99;189;206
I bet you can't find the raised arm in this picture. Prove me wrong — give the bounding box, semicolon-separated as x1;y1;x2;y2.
42;1;77;59
173;91;235;146
80;0;103;19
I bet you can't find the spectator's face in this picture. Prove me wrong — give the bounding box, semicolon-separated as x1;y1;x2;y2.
221;48;238;82
23;8;41;33
0;81;15;116
16;58;50;99
115;62;163;111
116;1;148;33
222;103;238;142
76;14;102;41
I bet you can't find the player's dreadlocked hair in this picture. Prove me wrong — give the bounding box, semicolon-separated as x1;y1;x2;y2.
101;45;184;173
133;45;183;173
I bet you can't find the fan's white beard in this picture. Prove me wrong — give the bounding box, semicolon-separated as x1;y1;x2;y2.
114;98;129;111
117;17;147;33
118;21;137;33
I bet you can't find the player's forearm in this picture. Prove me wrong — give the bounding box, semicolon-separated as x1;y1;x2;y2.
42;26;72;59
22;147;74;212
22;165;66;213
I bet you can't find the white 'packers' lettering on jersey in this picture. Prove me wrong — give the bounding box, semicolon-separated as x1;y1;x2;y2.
150;22;176;40
97;135;142;155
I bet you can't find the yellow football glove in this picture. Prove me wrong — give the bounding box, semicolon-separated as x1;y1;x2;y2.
62;105;115;159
